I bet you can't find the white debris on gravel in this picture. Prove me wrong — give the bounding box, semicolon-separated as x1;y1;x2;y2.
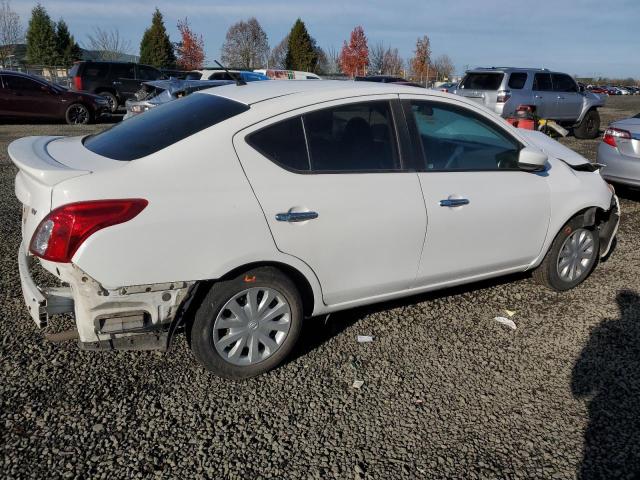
494;316;517;330
352;380;364;389
356;335;374;343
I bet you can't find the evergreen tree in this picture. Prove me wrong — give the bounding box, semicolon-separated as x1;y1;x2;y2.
25;3;57;65
55;19;81;66
284;19;318;72
139;8;176;68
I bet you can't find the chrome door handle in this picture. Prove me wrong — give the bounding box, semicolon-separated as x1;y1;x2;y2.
112;81;122;85
557;95;564;99
275;211;318;222
439;198;469;207
535;95;543;99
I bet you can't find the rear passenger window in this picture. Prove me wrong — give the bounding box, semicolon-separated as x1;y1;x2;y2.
303;101;400;171
508;72;527;89
84;64;109;78
247;117;310;171
533;73;552;91
111;63;134;78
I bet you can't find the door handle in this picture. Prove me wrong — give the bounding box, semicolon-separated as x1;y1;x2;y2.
112;81;122;85
534;95;543;99
439;198;469;207
275;211;318;222
557;95;564;99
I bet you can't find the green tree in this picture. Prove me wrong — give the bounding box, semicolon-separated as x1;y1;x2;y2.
284;19;318;72
55;19;81;66
139;8;175;68
25;3;57;65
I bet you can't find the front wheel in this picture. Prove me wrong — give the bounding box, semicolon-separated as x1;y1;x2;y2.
533;217;600;291
574;109;600;139
190;267;303;379
98;92;118;113
65;103;91;125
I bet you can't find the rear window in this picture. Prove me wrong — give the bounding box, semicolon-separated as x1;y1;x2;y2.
460;73;504;90
508;72;528;89
84;93;249;161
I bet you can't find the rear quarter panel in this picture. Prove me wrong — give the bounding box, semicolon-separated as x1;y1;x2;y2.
50;121;311;291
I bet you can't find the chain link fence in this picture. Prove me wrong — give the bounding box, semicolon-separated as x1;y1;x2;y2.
3;65;70;87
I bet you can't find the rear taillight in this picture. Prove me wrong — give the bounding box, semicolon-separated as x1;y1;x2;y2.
73;75;83;90
603;127;631;148
29;199;148;263
497;89;511;103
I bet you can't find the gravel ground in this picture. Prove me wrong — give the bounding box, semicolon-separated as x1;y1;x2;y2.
1;97;640;479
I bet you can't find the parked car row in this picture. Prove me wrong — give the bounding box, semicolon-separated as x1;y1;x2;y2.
588;85;639;95
11;80;620;378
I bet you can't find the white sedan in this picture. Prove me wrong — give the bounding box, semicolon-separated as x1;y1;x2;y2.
11;81;620;378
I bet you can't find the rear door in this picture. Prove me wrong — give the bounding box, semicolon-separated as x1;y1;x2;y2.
2;74;58;119
552;73;582;121
233;96;427;305
110;63;138;100
532;73;556;118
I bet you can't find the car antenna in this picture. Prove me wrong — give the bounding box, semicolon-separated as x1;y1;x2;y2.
215;60;246;86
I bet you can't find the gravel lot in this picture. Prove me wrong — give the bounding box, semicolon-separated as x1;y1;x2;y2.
1;97;640;479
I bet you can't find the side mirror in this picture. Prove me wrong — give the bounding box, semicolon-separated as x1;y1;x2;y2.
579;84;585;93
519;147;547;172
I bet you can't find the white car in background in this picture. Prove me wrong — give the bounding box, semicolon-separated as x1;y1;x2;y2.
11;81;619;379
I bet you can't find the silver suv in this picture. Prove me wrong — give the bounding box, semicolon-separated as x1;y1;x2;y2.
453;67;605;139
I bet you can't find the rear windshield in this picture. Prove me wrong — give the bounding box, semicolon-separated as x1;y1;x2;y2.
460;73;504;91
84;93;249;161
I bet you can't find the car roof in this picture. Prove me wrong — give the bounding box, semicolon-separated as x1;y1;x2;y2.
197;79;442;106
466;67;568;75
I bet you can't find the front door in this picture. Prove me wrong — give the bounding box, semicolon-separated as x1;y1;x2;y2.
110;63;138;101
234;97;427;305
401;96;551;286
552;73;582;121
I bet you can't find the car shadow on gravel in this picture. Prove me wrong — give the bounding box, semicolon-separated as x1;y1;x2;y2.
289;271;531;363
572;290;640;479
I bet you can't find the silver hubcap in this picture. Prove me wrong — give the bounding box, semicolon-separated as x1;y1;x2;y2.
557;228;595;282
213;287;291;366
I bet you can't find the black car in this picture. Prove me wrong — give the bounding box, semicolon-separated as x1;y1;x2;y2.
354;75;407;83
0;70;109;124
69;61;166;112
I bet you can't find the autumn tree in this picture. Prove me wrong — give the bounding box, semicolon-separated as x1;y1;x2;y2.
176;18;204;70
433;54;454;81
139;8;175;68
25;3;57;65
285;19;318;72
268;34;288;69
410;35;432;84
86;27;131;61
221;17;269;69
0;0;22;66
54;19;80;66
339;25;368;77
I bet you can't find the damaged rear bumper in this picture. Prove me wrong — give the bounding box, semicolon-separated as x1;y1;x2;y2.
18;242;194;351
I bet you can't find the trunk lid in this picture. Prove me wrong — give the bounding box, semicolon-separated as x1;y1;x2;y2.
10;135;124;253
611;118;640;158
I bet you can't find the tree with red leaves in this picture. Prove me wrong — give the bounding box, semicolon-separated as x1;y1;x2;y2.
339;26;369;77
176;18;204;70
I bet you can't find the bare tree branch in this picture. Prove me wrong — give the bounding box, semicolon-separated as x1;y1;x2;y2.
85;27;131;61
0;0;22;66
369;41;385;74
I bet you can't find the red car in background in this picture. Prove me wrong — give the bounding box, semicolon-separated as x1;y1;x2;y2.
0;70;110;124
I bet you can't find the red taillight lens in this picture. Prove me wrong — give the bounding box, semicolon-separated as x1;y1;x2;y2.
73;75;83;90
497;89;511;103
603;127;631;148
29;199;148;263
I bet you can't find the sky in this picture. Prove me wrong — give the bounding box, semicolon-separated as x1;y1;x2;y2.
12;0;640;78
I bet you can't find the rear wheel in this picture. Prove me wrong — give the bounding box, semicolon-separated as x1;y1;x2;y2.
574;109;600;139
65;103;91;125
533;217;600;291
190;267;303;379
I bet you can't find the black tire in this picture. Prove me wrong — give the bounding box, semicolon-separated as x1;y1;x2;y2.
65;103;92;125
98;91;118;113
574;109;600;139
533;216;600;291
190;267;303;379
